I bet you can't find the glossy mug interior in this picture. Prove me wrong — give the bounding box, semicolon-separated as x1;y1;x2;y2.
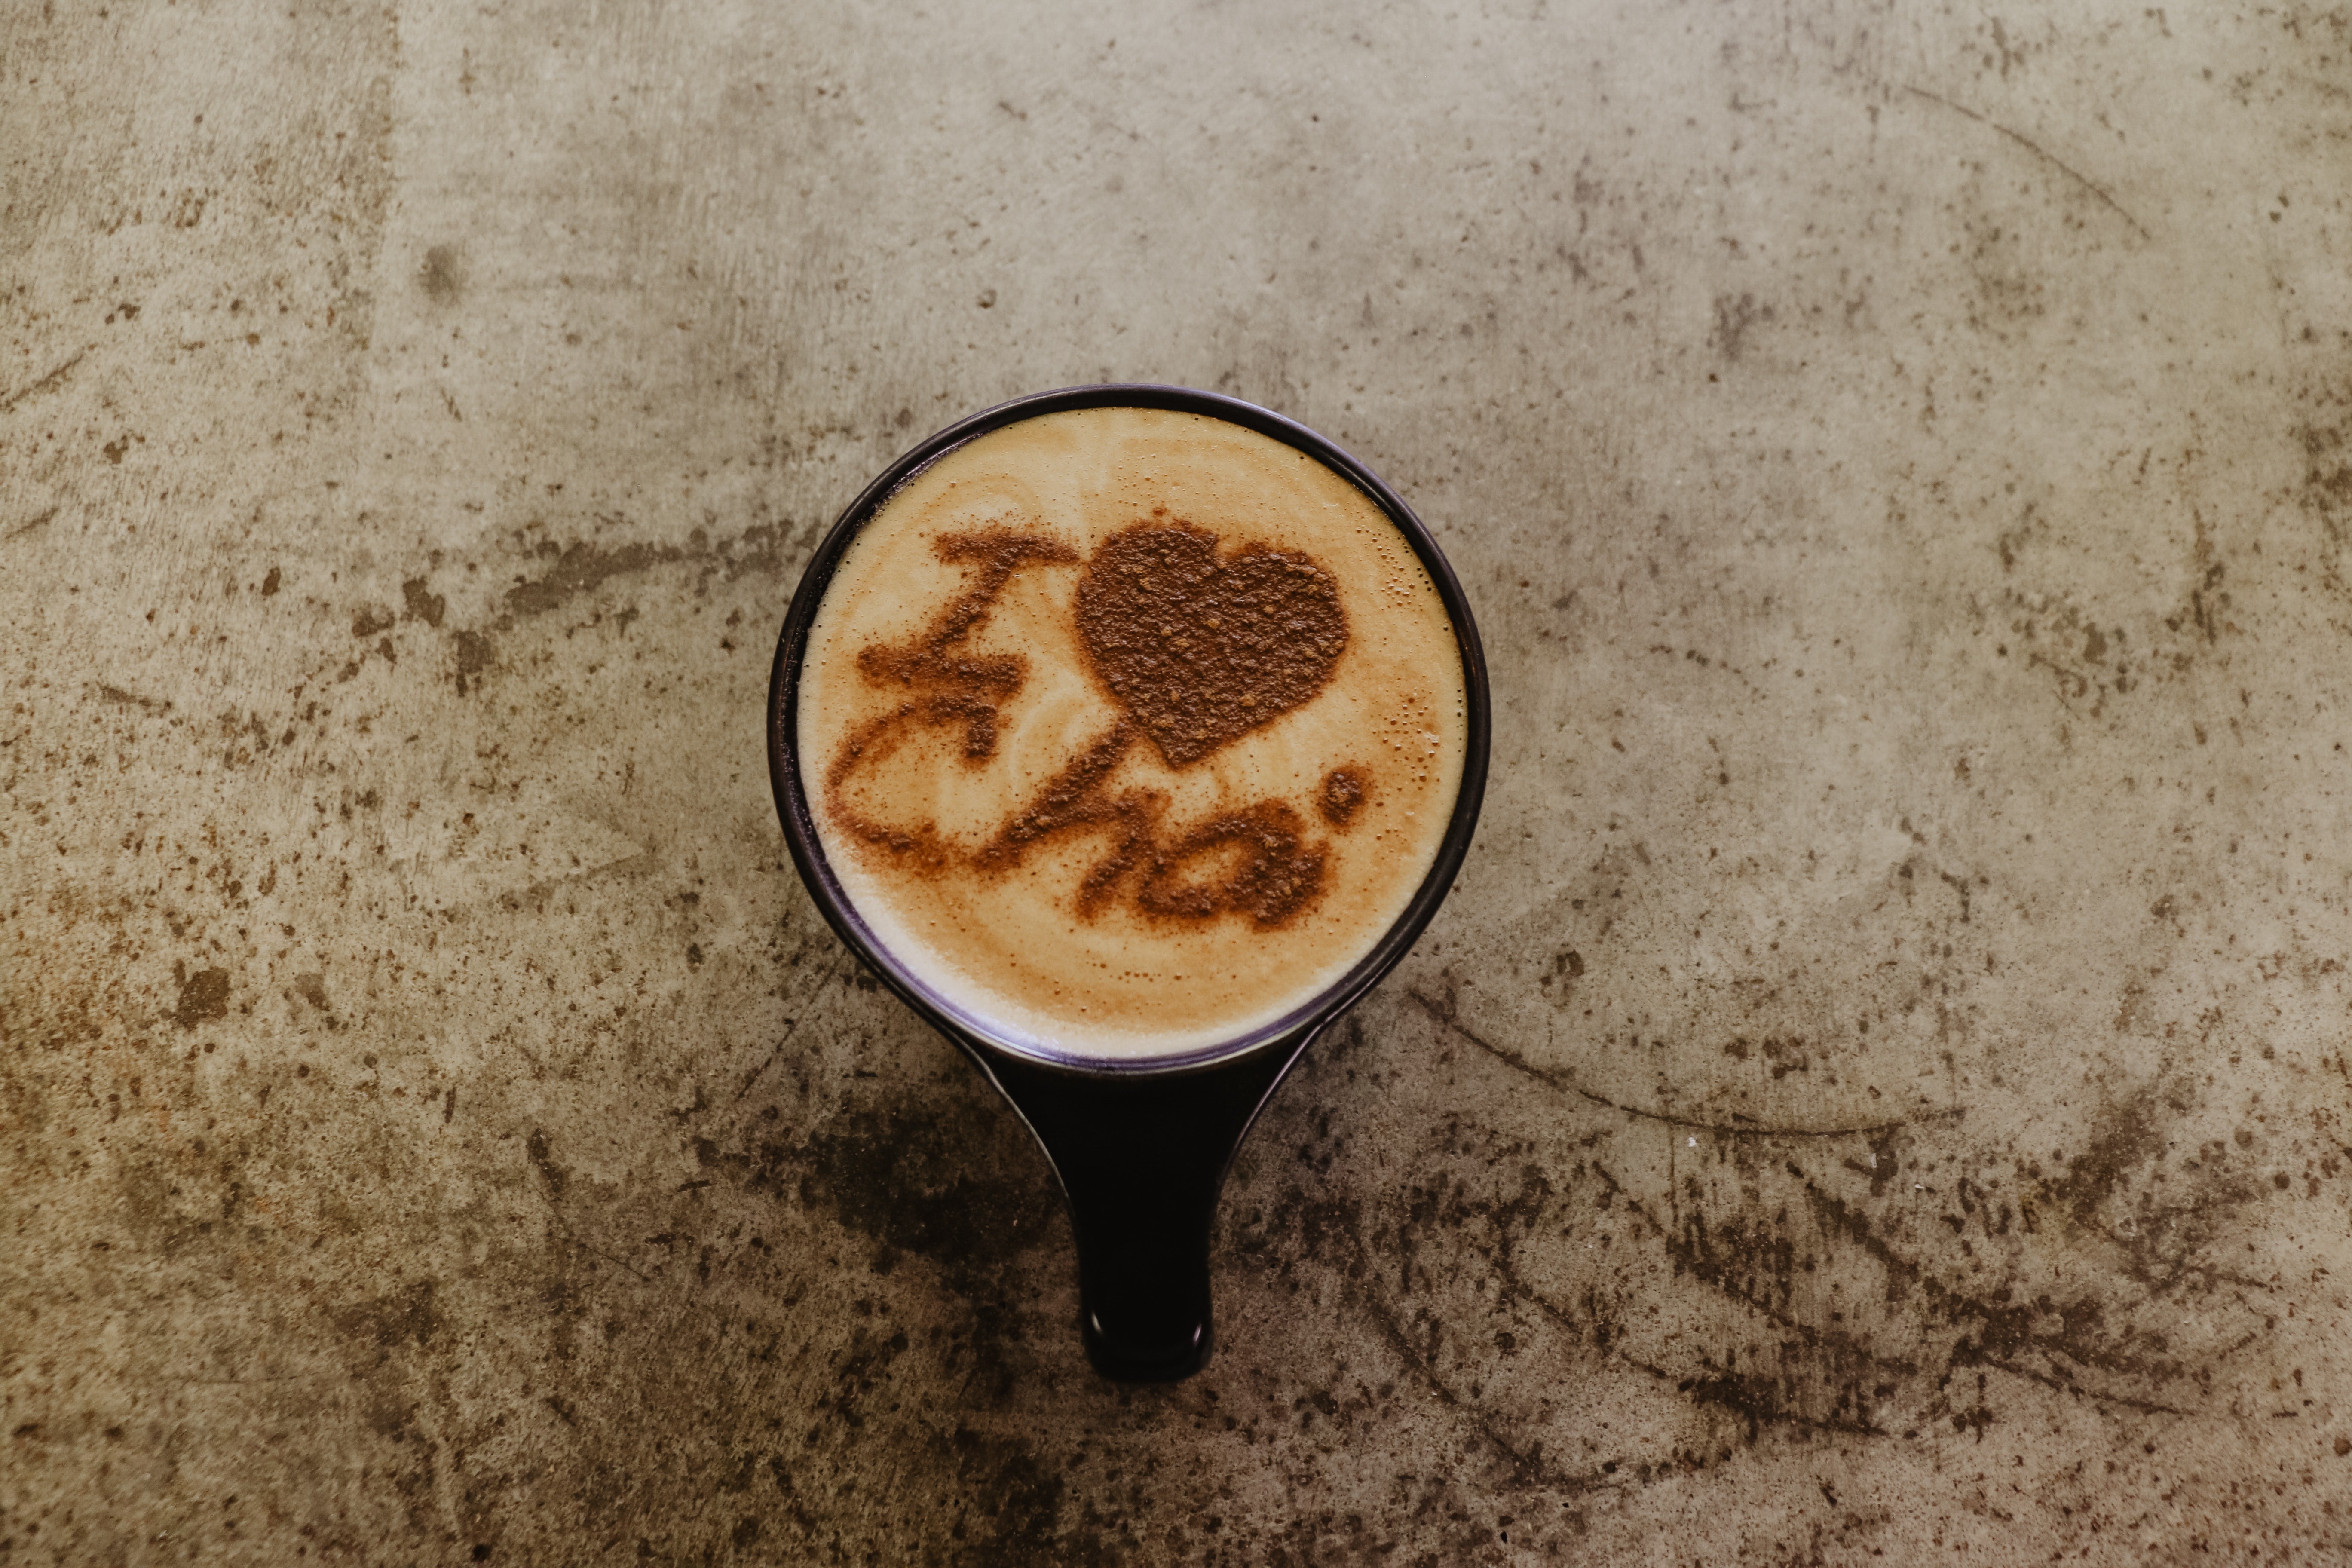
767;386;1490;1380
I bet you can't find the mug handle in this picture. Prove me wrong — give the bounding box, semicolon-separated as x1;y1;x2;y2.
984;1029;1319;1381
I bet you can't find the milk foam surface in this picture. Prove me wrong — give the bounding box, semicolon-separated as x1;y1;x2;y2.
798;406;1467;1060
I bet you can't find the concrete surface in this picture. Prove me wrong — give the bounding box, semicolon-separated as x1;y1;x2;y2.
6;1;2352;1562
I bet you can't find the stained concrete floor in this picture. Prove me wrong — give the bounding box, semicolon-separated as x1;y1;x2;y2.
6;1;2352;1562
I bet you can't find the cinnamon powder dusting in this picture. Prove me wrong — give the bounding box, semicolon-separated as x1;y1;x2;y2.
1074;520;1348;768
824;521;1362;932
1318;766;1367;827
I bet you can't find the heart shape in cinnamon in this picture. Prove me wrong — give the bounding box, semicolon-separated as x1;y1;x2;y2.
1075;521;1349;768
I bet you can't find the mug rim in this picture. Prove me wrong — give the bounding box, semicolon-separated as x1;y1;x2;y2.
766;384;1492;1078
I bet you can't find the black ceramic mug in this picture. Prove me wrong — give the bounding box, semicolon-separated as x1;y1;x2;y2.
766;385;1489;1381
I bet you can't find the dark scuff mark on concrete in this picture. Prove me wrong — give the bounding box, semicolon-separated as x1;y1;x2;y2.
95;682;170;711
1672;1365;1881;1441
0;348;86;412
525;1129;569;1201
1710;292;1774;361
1901;85;2153;241
1407;985;1946;1139
6;505;60;541
172;965;230;1028
332;1280;443;1359
401;577;446;626
506;539;686;619
423;522;795;702
2298;375;2352;596
292;972;330;1012
452;628;493;694
501;524;790;622
420;244;464;303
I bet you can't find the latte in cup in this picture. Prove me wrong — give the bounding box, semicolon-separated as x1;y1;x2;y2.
798;405;1467;1060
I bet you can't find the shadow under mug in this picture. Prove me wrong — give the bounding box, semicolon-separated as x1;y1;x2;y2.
766;385;1491;1381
